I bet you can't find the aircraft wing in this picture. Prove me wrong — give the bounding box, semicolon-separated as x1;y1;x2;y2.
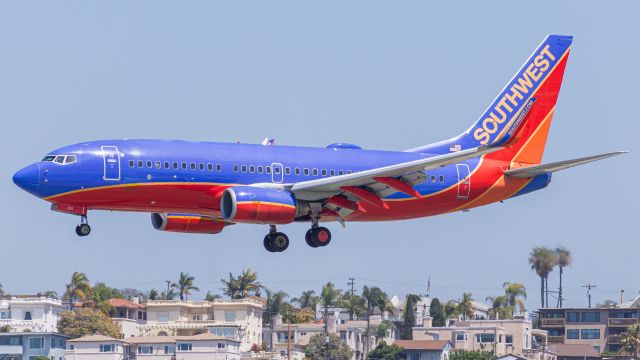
289;146;502;201
504;151;627;178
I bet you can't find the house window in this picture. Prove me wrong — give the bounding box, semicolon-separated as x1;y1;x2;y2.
225;311;236;322
164;345;176;354
68;345;75;350
475;334;495;343
505;335;513;344
455;333;466;341
581;329;600;339
24;311;33;320
158;312;169;322
99;344;115;352
177;343;192;351
581;312;600;322
217;343;226;348
567;329;579;339
138;346;153;354
566;311;580;323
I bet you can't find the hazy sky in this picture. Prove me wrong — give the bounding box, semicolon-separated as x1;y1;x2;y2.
1;1;638;311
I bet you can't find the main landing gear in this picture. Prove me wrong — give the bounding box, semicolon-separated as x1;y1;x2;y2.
75;215;91;237
305;226;332;248
263;225;289;253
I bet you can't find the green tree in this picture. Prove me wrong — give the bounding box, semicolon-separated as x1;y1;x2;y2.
458;293;474;321
429;298;445;327
555;247;572;308
221;269;263;299
0;325;11;333
88;282;122;315
503;282;527;317
340;291;366;321
37;290;59;299
172;272;199;301
64;272;93;303
291;290;320;310
367;341;405;360
362;286;394;354
320;282;342;335
443;300;459;324
304;334;353;360
147;289;160;300
621;324;640;360
57;308;121;339
401;294;420;339
449;350;494;360
0;282;4;297
119;288;146;301
205;291;221;301
529;247;558;308
486;295;511;320
263;289;289;324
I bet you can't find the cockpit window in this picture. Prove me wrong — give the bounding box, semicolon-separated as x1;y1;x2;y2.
41;154;78;165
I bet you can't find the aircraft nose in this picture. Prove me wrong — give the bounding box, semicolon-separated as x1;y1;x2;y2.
13;163;41;194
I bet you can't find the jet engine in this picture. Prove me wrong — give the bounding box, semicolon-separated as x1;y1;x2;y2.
220;186;307;224
151;213;226;234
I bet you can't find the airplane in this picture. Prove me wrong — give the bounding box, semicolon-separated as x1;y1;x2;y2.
13;34;627;252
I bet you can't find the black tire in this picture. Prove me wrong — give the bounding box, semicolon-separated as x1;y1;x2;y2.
263;234;275;252
313;227;331;246
305;229;319;248
271;232;289;252
76;224;91;237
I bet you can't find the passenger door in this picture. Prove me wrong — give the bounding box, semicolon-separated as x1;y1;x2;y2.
456;163;471;199
101;146;121;181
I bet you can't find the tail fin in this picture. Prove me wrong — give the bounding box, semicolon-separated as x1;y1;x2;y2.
410;35;573;164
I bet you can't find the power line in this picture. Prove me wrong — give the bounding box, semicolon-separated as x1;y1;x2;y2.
582;284;597;308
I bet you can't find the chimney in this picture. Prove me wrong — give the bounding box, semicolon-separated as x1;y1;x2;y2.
327;314;337;334
422;315;433;328
132;297;140;304
272;314;283;326
621;290;625;304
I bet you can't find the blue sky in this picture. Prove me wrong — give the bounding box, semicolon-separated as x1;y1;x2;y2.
1;1;638;311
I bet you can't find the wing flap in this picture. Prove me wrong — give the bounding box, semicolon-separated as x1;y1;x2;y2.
504;151;627;178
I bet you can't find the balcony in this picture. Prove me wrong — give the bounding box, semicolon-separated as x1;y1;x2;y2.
541;318;565;327
608;334;623;344
547;335;565;343
608;318;638;327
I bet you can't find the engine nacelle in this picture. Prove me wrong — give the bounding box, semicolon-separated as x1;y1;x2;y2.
220;186;303;224
151;213;226;234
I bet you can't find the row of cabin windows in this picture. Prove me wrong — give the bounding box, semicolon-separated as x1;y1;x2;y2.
232;164;354;177
128;160;222;172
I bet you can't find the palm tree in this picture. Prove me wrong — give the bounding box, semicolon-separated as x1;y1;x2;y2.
221;269;263;299
64;272;93;303
0;283;5;297
171;272;199;301
458;293;474;321
443;300;459;325
555;247;572;308
529;247;558;308
263;288;289;351
503;282;527;317
486;295;509;320
340;291;366;321
38;290;59;299
621;324;640;360
291;290;319;310
205;291;222;302
362;286;394;355
88;282;118;315
320;282;342;336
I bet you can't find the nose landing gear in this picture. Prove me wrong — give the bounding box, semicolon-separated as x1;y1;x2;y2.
75;215;91;237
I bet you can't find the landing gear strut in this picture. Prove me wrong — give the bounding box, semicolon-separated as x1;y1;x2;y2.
75;215;91;237
263;225;289;253
305;217;331;248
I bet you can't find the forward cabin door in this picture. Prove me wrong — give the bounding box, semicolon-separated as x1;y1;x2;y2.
271;162;284;183
456;163;471;199
101;146;121;181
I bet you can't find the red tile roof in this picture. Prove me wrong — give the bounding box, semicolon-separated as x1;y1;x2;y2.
108;298;145;309
393;340;451;351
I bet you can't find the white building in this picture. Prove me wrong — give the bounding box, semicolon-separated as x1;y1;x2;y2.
110;298;264;352
0;296;66;333
65;334;240;360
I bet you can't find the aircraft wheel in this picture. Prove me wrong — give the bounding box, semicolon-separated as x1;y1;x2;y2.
263;234;276;252
271;232;289;252
75;223;91;237
305;229;319;248
313;227;332;246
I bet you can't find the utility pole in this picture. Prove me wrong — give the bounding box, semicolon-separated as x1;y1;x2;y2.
583;284;597;308
165;280;171;299
347;278;356;320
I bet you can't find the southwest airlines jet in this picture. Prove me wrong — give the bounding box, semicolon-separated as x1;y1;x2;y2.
13;35;626;252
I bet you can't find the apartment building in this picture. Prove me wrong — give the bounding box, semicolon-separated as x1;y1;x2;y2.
412;316;552;360
538;296;640;354
65;334;240;360
0;332;69;360
109;298;264;352
0;296;67;333
392;340;452;360
263;314;395;360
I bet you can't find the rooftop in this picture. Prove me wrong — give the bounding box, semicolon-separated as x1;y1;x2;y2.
108;298;145;309
68;335;130;344
548;344;600;358
393;340;451;351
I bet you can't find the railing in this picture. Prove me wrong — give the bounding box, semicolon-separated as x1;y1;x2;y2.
608;318;638;327
608;334;623;344
146;299;263;307
541;318;565;327
547;335;564;343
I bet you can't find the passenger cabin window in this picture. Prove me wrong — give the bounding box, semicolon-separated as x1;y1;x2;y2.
155;161;161;169
258;166;263;174
304;168;309;176
190;163;196;170
312;169;318;176
249;165;255;173
207;164;213;171
330;169;336;176
173;162;178;169
182;162;187;170
241;165;247;173
439;175;445;182
138;160;144;168
321;169;327;176
233;165;238;172
216;164;222;171
295;168;301;175
338;170;344;175
266;166;271;174
129;160;134;168
146;161;152;168
199;163;204;171
164;161;170;169
285;167;291;175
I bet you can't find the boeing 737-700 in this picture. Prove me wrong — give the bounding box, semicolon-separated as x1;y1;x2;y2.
13;35;626;252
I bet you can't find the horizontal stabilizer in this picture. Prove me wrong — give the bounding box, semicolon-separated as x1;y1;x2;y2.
504;151;628;178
